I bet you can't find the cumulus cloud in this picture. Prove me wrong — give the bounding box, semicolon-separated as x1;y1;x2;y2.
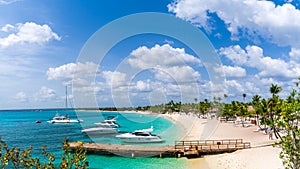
219;45;300;78
0;0;19;5
215;65;246;78
131;80;152;92
225;80;244;93
128;44;201;68
34;86;56;102
1;24;14;32
128;44;201;83
219;45;247;66
47;62;98;85
0;22;61;47
101;71;127;88
153;65;200;83
289;48;300;62
168;0;300;47
14;92;27;102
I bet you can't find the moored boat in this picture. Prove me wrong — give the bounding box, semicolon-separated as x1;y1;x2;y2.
116;126;163;143
47;113;83;123
48;86;83;124
94;117;120;128
81;126;118;135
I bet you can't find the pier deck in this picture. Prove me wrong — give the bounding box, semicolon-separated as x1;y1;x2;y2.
70;139;250;158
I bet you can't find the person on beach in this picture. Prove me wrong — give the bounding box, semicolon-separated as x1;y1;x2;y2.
268;131;273;140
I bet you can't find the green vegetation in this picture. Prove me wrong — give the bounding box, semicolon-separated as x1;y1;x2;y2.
0;137;88;169
272;79;300;169
132;78;300;168
2;78;300;168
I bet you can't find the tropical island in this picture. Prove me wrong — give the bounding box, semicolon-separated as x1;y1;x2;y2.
1;78;300;169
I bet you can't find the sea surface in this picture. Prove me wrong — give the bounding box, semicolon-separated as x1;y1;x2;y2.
0;109;188;169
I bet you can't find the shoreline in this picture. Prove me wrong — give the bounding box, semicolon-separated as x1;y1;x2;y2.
189;121;283;169
154;112;283;169
79;110;284;168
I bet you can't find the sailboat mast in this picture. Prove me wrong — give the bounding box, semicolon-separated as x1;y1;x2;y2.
65;85;68;109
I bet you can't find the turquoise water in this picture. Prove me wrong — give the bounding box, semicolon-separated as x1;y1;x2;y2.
0;110;188;169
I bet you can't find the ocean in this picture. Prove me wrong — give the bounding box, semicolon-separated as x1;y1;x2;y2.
0;109;188;169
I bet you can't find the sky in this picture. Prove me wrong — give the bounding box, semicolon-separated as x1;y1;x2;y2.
0;0;300;109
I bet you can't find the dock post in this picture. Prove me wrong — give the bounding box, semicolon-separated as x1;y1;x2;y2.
131;152;135;158
178;153;181;158
160;153;162;158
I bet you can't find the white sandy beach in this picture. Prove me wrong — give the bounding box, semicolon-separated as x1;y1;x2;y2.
162;113;284;169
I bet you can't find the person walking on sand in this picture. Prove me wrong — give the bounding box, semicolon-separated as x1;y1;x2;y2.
269;131;273;140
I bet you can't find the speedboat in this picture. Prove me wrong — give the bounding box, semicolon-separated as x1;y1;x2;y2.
47;113;83;123
81;126;118;135
116;126;163;143
94;118;120;128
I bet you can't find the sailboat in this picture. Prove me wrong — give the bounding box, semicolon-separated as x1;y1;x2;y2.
47;86;83;123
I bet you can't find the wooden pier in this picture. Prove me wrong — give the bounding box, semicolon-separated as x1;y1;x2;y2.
70;139;250;158
175;139;250;157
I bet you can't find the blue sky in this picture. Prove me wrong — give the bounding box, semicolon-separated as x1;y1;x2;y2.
0;0;300;109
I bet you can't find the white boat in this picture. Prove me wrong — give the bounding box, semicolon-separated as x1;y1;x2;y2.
81;126;118;135
94;117;120;128
134;126;153;133
116;126;163;143
47;113;83;123
47;86;83;124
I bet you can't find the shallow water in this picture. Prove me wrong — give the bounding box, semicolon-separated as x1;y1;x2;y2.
0;109;187;169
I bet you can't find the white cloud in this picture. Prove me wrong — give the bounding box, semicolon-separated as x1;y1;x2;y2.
133;80;152;92
168;0;300;47
226;80;244;93
220;45;300;78
0;0;19;5
289;47;300;62
1;24;14;32
128;44;201;69
47;63;76;83
219;45;247;65
47;62;98;85
0;55;37;78
34;86;56;102
153;65;200;83
101;71;127;88
245;81;259;94
14;92;27;102
128;44;201;84
215;65;246;77
0;22;61;47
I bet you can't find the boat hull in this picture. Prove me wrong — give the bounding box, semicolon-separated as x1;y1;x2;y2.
82;127;118;135
116;133;163;143
47;119;83;123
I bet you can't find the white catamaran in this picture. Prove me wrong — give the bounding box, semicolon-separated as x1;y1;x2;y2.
47;86;83;123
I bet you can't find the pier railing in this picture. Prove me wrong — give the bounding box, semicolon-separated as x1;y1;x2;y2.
175;139;250;154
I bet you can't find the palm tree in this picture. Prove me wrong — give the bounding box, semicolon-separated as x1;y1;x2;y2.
270;84;282;97
224;94;228;103
194;98;198;113
242;93;247;102
268;84;282;139
252;95;262;127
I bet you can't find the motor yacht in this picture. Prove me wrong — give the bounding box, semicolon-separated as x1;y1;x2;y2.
116;126;163;143
94;117;120;128
81;126;118;135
